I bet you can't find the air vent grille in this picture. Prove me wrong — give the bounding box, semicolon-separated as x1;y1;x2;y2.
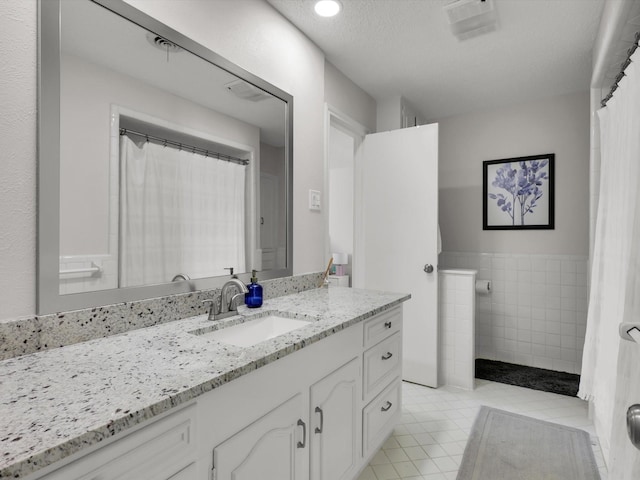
442;0;498;40
225;79;272;102
146;33;182;53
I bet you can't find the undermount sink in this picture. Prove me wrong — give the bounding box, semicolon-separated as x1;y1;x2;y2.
192;313;313;347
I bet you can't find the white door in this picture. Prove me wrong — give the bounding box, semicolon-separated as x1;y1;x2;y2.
260;172;279;270
359;125;439;387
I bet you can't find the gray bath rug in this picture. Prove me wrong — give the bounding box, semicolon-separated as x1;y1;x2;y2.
457;406;600;480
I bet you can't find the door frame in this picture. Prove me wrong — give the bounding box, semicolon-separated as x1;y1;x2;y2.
324;104;369;288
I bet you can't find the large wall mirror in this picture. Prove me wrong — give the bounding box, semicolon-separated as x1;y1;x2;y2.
38;0;293;314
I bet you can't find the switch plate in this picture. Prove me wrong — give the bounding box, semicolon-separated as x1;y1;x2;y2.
309;190;321;211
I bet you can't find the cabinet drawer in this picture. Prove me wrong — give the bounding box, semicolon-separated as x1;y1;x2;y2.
363;307;401;348
44;404;196;480
363;332;401;401
362;378;401;457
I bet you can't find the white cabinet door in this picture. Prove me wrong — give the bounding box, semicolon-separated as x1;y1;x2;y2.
167;462;197;480
212;394;308;480
310;358;360;480
42;405;197;480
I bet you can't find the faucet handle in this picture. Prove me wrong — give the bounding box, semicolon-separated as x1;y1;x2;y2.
202;298;221;320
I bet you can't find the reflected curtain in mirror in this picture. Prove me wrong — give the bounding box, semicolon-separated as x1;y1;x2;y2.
119;136;246;287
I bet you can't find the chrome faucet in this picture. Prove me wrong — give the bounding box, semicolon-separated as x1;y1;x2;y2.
220;278;249;314
202;276;249;321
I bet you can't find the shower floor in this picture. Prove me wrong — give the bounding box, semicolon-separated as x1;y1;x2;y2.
475;359;580;397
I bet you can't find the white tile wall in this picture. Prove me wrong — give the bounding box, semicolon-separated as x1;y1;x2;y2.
439;269;476;390
440;252;588;375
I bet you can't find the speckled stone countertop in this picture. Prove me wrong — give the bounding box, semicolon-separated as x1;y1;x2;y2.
0;287;409;479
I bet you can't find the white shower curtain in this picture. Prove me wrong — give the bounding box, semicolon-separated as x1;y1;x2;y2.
119;136;246;287
579;47;640;462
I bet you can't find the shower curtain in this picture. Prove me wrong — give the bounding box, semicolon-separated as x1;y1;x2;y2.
579;46;640;465
119;136;246;287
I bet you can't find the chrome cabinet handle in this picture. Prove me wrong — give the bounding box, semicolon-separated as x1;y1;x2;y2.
384;321;392;329
381;401;393;412
381;352;393;360
315;406;324;434
423;264;434;274
297;419;306;448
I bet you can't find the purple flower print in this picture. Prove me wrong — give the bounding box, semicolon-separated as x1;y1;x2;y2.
488;160;549;225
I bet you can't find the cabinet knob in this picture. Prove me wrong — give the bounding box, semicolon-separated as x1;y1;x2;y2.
381;352;393;360
384;321;392;329
381;401;393;412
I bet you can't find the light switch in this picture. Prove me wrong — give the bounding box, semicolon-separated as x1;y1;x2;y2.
309;190;321;211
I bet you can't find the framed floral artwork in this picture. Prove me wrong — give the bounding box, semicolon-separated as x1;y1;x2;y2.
483;154;555;230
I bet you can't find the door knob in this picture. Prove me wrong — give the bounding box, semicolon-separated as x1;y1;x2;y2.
627;404;640;450
423;264;434;274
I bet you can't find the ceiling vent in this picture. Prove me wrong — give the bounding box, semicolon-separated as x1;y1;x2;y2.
145;33;182;53
225;79;272;102
442;0;498;41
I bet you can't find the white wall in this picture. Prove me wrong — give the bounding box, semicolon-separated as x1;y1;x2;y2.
328;125;354;269
0;1;37;320
439;91;590;255
438;91;591;373
376;96;404;132
324;60;376;133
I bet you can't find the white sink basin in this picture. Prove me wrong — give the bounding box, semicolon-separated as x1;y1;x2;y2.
199;315;312;347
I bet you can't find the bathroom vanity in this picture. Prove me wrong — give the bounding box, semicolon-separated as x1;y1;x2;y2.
0;287;408;480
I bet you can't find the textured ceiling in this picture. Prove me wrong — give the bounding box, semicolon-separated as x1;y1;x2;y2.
266;0;605;122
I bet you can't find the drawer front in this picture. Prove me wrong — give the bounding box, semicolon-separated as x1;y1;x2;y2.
44;404;196;480
363;307;401;348
363;332;401;401
362;378;401;458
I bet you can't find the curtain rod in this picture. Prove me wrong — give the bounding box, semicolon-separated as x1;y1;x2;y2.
601;31;640;108
119;128;249;166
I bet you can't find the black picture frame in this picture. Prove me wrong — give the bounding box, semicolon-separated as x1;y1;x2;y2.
483;154;555;230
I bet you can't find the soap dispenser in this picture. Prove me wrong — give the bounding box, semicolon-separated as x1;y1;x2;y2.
245;270;263;308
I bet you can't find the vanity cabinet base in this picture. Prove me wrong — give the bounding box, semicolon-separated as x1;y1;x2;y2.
33;307;403;480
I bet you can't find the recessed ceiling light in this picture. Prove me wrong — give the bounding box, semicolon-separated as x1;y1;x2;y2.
314;0;341;17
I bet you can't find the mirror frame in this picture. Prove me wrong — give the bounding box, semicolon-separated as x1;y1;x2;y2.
37;0;294;314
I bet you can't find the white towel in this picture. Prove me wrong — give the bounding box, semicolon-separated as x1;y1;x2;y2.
437;224;442;255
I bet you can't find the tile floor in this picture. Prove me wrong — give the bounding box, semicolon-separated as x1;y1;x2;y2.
357;379;607;480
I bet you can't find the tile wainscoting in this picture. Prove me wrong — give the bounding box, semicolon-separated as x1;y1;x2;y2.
439;252;588;375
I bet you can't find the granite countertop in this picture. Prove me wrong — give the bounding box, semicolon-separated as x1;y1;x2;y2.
0;287;409;479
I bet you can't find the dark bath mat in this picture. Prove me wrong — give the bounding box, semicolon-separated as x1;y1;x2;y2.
475;359;580;397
